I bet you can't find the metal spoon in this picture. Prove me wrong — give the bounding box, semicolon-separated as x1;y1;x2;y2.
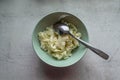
53;23;109;60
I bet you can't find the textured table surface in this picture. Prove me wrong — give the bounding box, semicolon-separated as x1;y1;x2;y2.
0;0;120;80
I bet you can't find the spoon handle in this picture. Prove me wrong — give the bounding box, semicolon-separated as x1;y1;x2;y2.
69;32;109;60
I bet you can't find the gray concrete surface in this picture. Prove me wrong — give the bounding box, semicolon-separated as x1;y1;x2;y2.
0;0;120;80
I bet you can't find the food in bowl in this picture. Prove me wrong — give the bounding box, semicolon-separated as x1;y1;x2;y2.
38;21;81;60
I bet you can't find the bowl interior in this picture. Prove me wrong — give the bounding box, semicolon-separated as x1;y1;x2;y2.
32;12;89;67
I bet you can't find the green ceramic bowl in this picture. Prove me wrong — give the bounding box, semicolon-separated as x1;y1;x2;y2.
32;12;89;67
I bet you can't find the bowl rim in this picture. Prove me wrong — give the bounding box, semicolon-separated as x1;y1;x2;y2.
32;12;89;67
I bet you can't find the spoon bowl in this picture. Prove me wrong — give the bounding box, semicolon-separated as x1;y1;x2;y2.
53;23;69;35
